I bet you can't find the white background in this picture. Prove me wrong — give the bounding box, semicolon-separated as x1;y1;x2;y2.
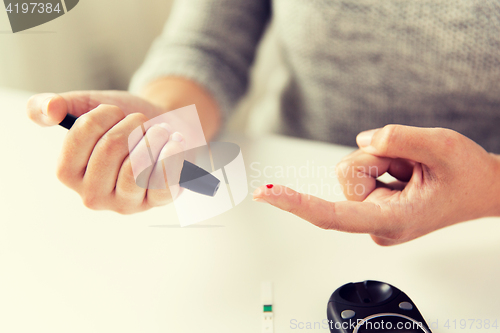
1;90;500;332
0;0;282;135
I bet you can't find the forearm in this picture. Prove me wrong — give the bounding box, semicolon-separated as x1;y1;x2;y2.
139;76;222;141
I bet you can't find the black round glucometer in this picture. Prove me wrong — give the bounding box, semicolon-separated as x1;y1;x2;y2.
327;280;432;333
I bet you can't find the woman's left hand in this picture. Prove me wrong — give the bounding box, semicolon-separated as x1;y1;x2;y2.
252;125;500;245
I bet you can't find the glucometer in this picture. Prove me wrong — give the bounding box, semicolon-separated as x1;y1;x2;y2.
59;113;220;197
327;280;432;333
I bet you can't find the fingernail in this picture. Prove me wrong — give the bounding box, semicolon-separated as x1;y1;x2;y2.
157;123;171;132
356;129;377;147
171;132;184;142
42;97;51;116
252;186;270;203
253;187;263;197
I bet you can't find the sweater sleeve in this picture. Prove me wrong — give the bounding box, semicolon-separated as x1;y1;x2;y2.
129;0;271;120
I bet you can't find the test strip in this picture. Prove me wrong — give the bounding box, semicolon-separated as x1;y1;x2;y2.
262;282;274;333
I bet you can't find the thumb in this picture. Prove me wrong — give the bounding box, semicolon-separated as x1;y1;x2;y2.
26;90;133;128
356;124;447;167
26;93;69;127
252;184;383;234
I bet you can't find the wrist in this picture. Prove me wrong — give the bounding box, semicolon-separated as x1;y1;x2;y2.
139;77;221;141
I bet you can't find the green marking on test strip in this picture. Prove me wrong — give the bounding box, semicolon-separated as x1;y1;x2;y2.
263;305;273;312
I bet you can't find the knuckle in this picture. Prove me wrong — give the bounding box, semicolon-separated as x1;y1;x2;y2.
121;164;143;191
82;196;97;210
317;208;337;230
434;127;461;149
55;155;78;185
99;131;127;153
428;128;462;167
147;193;171;207
145;126;168;143
114;195;146;214
119;181;140;196
376;124;399;155
81;192;103;210
126;112;149;125
55;161;69;183
99;104;124;117
115;205;135;215
304;202;337;230
335;160;351;177
75;112;104;133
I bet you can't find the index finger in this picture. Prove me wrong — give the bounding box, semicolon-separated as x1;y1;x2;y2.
252;184;384;234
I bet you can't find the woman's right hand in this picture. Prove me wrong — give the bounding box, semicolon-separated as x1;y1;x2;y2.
27;90;194;214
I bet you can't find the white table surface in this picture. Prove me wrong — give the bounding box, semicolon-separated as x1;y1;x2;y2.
1;88;499;333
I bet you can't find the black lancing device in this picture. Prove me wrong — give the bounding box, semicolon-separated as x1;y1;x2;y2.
59;113;220;197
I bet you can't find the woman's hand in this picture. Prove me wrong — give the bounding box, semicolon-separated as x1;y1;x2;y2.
27;90;191;214
253;125;500;245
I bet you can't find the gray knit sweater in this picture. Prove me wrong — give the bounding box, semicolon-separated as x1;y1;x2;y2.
130;0;500;153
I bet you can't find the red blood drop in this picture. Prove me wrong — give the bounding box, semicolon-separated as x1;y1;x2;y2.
266;184;274;189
